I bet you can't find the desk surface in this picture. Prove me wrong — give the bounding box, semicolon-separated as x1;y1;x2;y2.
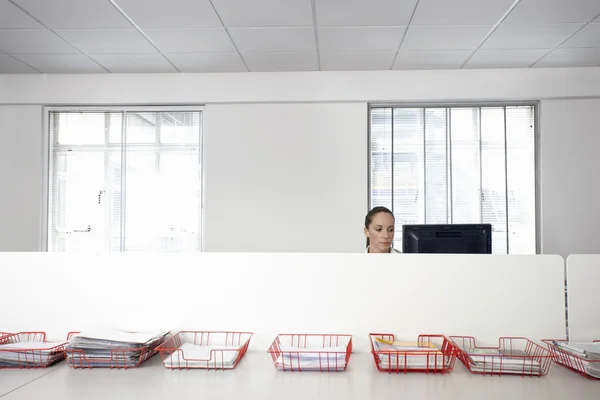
0;364;62;397
0;353;597;400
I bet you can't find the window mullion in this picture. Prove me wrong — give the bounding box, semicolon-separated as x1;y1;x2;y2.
447;107;453;224
503;106;510;254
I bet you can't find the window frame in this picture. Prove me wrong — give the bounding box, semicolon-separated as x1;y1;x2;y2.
42;105;205;252
366;101;540;254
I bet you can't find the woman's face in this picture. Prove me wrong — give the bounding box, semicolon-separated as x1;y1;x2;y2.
364;212;395;253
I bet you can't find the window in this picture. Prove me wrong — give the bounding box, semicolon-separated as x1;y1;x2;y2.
47;108;202;252
369;105;536;254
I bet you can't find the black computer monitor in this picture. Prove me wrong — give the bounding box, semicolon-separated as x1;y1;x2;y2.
402;224;492;254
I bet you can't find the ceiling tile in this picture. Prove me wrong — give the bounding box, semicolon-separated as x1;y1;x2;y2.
0;29;77;54
401;26;491;50
90;54;177;73
320;51;395;70
12;54;106;73
560;22;600;48
13;0;132;29
315;0;417;26
464;49;550;68
55;29;157;54
244;52;318;71
534;48;600;67
319;26;404;51
230;27;316;53
0;1;43;28
145;29;236;53
505;0;600;23
212;0;313;27
0;54;38;73
113;0;222;29
393;50;472;69
482;23;584;50
166;53;247;72
411;0;515;26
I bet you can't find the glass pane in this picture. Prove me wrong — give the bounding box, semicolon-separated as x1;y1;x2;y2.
506;106;536;254
159;111;201;144
450;107;481;224
107;112;124;143
49;150;120;252
52;112;116;145
370;108;392;210
368;105;536;255
124;151;200;251
425;108;448;224
481;107;507;254
126;112;157;144
393;108;425;248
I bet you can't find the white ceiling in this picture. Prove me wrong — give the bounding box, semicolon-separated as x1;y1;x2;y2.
0;0;599;74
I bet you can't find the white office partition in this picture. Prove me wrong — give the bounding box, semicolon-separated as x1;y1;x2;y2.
0;252;566;351
566;254;600;341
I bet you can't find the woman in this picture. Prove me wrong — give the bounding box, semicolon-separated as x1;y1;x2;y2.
364;206;401;253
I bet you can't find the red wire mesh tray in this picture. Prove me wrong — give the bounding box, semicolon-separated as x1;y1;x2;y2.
65;330;169;369
450;336;555;376
267;333;352;372
542;339;600;379
370;333;458;374
156;331;253;370
0;332;67;369
0;332;12;341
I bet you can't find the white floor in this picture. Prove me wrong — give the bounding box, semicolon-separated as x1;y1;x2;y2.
0;352;597;400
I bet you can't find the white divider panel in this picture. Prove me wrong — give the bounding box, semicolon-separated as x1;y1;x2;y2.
0;252;566;351
566;254;600;341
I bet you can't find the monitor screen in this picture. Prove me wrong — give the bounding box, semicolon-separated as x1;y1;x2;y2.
402;224;492;254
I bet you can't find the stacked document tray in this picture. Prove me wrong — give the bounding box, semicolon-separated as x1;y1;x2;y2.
451;336;555;376
543;339;600;379
268;333;352;372
65;329;169;369
156;331;253;369
370;333;458;374
0;332;67;369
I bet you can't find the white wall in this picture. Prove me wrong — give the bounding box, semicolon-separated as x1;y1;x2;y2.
203;103;367;252
540;99;600;256
0;68;599;253
0;105;43;251
0;68;599;104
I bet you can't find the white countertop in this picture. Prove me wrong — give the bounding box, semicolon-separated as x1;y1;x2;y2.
0;352;597;400
0;363;62;397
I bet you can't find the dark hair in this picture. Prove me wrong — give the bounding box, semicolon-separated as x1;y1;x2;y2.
365;206;394;248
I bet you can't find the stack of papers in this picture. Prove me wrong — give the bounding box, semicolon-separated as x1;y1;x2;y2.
163;343;241;369
274;345;348;371
552;341;600;378
0;340;65;368
65;329;169;368
373;338;446;370
461;347;542;374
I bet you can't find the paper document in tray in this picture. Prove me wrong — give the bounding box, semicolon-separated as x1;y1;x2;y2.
373;338;444;369
66;329;169;367
0;341;65;367
552;341;600;378
461;347;541;374
275;345;347;371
